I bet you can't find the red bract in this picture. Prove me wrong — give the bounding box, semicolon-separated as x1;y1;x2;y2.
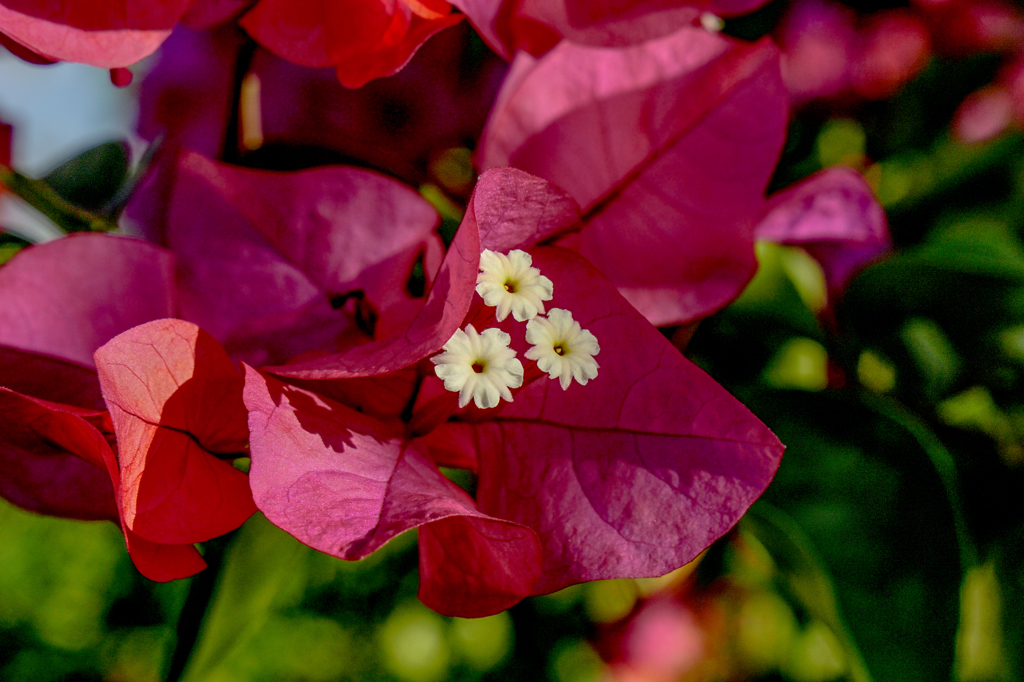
244;168;784;617
0;390;117;522
479;26;789;326
0;389;209;581
0;120;10;167
238;0;464;88
0;0;193;67
0;0;460;87
94;320;256;546
450;0;772;60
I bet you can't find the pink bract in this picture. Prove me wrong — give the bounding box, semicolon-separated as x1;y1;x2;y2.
450;0;772;60
0;153;450;582
755;166;890;310
479;26;789;326
0;0;193;67
0;234;176;368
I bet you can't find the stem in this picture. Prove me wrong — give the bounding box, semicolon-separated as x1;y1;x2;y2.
860;392;980;573
164;533;234;682
222;39;258;165
0;165;118;233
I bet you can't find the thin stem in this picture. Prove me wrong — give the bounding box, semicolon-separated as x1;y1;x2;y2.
164;533;235;682
0;165;118;233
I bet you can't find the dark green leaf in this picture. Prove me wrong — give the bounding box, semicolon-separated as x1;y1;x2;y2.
742;503;873;682
43;141;129;212
748;389;970;682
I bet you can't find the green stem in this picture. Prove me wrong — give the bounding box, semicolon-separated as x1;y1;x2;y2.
860;392;981;573
0;165;118;233
164;533;234;682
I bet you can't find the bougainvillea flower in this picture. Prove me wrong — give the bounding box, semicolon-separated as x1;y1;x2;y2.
0;0;462;87
243;168;784;617
449;0;773;60
479;25;788;326
238;0;464;88
1;152;446;580
755;166;890;320
850;9;931;101
0;0;193;67
775;0;857;104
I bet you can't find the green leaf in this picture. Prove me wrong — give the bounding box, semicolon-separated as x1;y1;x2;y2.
992;523;1024;682
177;514;311;682
840;222;1024;401
0;232;29;265
0;166;118;233
43;141;129;212
742;503;873;682
748;389;971;682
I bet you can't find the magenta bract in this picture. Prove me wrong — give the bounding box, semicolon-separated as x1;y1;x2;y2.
479;27;789;326
0;234;175;368
756;166;891;310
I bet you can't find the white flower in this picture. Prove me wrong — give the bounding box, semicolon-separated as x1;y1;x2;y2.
476;249;554;322
525;309;600;390
431;324;524;409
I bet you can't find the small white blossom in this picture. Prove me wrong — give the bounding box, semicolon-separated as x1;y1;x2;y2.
431;324;524;409
476;249;554;322
525;308;600;390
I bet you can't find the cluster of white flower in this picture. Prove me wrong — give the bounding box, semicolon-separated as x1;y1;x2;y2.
431;249;600;408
